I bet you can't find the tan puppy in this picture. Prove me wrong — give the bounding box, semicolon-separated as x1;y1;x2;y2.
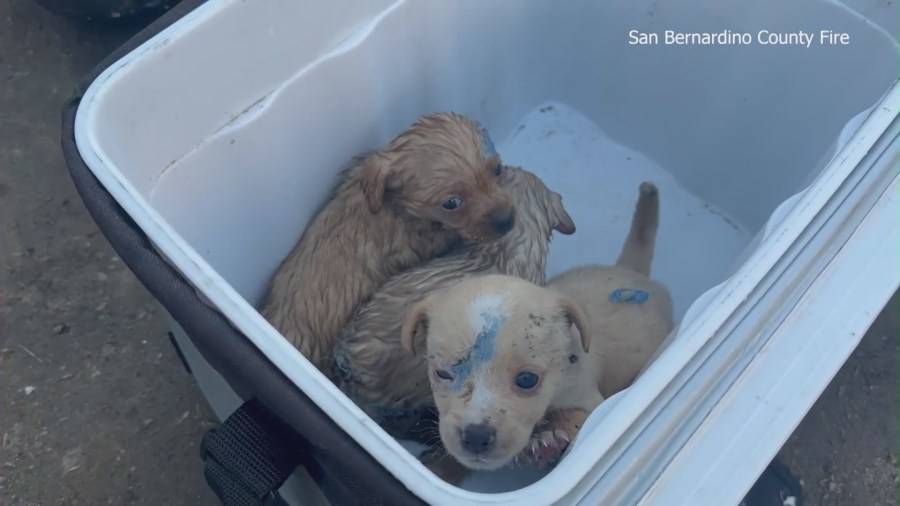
408;182;673;478
402;274;598;472
333;166;575;435
523;181;673;466
261;113;516;371
548;181;673;398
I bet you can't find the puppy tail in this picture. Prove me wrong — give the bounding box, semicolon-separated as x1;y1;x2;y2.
615;182;659;276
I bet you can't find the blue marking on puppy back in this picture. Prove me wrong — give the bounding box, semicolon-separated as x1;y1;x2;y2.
476;121;499;160
450;312;506;391
609;288;650;305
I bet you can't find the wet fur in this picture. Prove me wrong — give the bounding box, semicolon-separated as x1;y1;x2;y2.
333;167;575;434
261;113;515;371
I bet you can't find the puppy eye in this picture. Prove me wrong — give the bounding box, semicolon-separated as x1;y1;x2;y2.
435;369;454;381
493;163;503;177
515;372;539;390
442;197;463;211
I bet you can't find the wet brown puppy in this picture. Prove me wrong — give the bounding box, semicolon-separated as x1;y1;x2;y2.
333;166;575;433
261;113;516;371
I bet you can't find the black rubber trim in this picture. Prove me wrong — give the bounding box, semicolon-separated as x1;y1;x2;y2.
59;1;425;504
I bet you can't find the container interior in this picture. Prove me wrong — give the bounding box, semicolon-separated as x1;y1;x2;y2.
83;0;900;495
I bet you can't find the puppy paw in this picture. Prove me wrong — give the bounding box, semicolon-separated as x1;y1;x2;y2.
518;407;589;469
521;428;571;469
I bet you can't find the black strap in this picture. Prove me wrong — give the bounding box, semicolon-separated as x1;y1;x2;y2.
202;399;304;506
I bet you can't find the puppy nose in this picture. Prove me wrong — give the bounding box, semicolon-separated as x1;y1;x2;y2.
460;424;496;454
490;208;515;234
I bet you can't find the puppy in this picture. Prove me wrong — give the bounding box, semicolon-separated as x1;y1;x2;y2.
409;183;673;479
548;181;673;398
401;274;599;473
261;113;516;371
333;166;575;434
519;181;674;466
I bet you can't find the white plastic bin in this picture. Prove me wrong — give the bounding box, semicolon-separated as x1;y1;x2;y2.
70;0;900;504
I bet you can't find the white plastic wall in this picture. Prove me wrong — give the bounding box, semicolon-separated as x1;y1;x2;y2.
89;0;898;311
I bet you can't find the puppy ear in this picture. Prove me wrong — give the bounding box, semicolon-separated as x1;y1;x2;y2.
401;300;430;355
550;192;576;235
558;296;591;352
360;155;396;214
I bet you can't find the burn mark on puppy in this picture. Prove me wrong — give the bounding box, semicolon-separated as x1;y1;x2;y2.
459;381;475;403
450;312;507;392
476;122;499;160
528;313;546;327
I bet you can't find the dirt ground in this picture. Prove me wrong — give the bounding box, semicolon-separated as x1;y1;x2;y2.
1;1;897;505
1;1;217;504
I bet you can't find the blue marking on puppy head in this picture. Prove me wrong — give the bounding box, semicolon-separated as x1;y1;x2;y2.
450;312;506;391
609;288;650;305
475;121;499;160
